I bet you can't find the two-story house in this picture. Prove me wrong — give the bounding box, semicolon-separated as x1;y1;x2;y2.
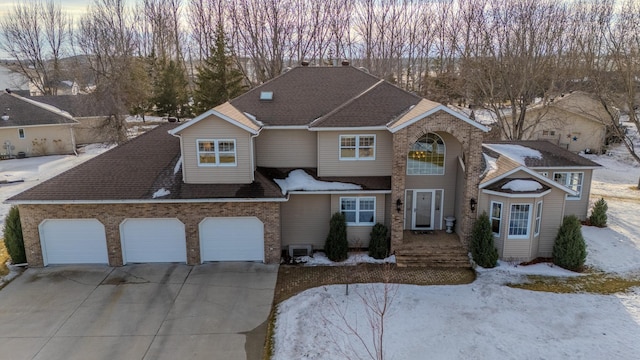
8;65;597;267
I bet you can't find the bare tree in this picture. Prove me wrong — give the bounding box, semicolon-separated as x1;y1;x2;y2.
460;0;569;140
77;0;144;143
0;0;72;95
322;265;399;360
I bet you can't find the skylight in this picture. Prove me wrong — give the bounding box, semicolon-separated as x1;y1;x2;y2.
260;91;273;101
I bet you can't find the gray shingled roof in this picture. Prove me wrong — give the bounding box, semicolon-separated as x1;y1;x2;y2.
8;124;285;202
483;141;601;168
309;81;421;128
230;66;420;127
30;94;112;118
0;92;77;127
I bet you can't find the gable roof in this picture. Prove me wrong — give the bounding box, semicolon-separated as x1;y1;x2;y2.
169;101;261;136
230;66;407;126
479;165;578;196
528;91;610;125
8;124;285;203
0;92;77;127
388;100;490;133
483;141;601;168
29;95;111;118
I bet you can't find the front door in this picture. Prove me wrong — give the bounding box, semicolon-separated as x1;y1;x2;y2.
412;190;435;230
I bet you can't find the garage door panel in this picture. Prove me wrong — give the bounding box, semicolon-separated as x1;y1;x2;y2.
121;219;187;264
39;219;109;265
200;217;264;262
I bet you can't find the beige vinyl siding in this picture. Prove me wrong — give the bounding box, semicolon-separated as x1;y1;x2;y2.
330;194;386;248
281;194;331;249
524;106;606;153
502;196;536;261
537;188;566;257
0;125;75;156
483;171;567;261
317;130;392;176
255;129;317;168
405;132;462;229
538;168;593;220
74;117;113;144
180;115;253;184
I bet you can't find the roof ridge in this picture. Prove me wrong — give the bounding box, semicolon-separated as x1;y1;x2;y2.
308;79;384;127
8;93;77;122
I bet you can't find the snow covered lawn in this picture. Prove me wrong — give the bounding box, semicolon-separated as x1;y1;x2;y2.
273;133;640;360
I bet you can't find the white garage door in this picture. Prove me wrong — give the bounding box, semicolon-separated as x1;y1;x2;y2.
120;218;187;264
39;219;109;266
200;217;264;262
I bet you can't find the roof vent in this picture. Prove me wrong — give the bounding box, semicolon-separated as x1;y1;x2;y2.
341;60;350;66
1;113;8;121
301;61;309;67
260;91;273;101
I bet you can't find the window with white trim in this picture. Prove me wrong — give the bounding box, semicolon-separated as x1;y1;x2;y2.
490;201;503;236
508;204;531;239
340;197;375;225
534;201;543;236
197;139;236;166
18;128;25;139
553;172;583;199
407;133;445;175
339;135;375;160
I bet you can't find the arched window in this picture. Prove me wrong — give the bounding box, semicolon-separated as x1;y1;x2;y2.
407;133;445;175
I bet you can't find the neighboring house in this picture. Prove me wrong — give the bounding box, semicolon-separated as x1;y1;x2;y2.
480;141;600;261
31;95;113;144
0;91;77;158
7;65;597;267
523;91;613;153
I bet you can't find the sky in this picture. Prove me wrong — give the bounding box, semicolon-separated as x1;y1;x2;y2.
0;0;89;19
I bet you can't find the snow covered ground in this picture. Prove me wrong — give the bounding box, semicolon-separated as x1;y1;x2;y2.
0;143;113;235
273;123;640;360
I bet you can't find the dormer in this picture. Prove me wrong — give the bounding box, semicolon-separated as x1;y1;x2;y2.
169;102;262;184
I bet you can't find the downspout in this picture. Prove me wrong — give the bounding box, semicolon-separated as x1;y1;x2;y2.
250;128;263;182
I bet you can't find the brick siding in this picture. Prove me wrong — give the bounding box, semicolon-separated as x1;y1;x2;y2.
391;111;485;251
19;202;281;267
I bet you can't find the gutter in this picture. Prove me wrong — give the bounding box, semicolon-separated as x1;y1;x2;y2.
6;197;289;205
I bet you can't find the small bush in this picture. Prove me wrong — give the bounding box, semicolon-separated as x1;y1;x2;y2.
470;212;499;268
3;206;26;264
553;215;587;271
325;212;348;262
589;198;608;227
368;223;389;259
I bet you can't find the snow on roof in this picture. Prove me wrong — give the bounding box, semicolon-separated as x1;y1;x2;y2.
484;144;542;165
501;179;543;192
482;153;498;178
274;169;362;195
152;188;170;198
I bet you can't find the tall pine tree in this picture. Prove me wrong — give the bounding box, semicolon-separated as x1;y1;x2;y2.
154;59;190;119
193;24;246;114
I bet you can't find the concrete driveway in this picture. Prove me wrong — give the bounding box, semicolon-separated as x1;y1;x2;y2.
0;262;278;360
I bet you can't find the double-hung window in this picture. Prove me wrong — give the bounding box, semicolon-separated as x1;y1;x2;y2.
490;201;503;236
553;172;583;199
197;139;236;166
18;128;25;139
508;204;531;239
340;197;375;225
339;135;375;160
